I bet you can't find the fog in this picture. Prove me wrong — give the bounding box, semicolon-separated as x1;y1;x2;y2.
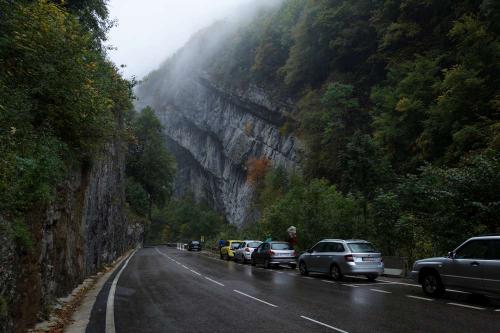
107;0;257;79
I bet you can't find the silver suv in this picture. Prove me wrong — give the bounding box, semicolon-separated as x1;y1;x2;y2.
298;239;384;281
411;235;500;297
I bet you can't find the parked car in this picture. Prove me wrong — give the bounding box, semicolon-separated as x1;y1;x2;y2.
298;239;384;281
187;240;201;251
411;235;500;297
251;241;297;269
220;240;243;260
234;240;262;263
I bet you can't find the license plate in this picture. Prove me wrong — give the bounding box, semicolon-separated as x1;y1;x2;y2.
362;257;377;262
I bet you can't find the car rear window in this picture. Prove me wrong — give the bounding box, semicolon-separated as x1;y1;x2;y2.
230;242;241;249
191;241;199;244
271;243;290;250
347;242;377;253
247;242;261;248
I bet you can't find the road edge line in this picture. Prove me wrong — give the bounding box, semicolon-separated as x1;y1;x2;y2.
105;249;137;333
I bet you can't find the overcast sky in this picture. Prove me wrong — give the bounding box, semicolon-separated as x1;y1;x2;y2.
107;0;253;79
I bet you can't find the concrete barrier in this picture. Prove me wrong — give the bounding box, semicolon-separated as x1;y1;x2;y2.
382;256;408;277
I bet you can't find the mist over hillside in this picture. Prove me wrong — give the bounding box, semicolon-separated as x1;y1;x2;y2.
136;0;500;255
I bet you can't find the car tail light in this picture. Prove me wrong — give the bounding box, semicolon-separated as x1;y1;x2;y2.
245;247;250;252
268;250;275;256
344;255;354;262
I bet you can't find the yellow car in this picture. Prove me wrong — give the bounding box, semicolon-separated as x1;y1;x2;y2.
220;240;243;260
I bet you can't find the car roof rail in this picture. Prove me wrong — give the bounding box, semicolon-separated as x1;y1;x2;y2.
476;233;500;237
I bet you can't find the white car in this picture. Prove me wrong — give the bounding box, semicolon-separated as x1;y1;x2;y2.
234;240;262;263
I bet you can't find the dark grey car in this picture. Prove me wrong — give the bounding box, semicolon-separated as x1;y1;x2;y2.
298;239;384;281
411;235;500;297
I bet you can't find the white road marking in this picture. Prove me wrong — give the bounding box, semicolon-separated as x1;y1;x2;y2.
233;290;278;308
370;289;392;294
105;250;137;333
377;279;419;287
351;282;394;287
446;289;471;294
182;265;188;269
322;280;335;284
300;316;349;333
377;279;470;294
447;303;485;310
275;271;284;274
303;276;314;280
406;295;433;301
495;309;500;312
190;269;201;276
205;277;224;287
341;284;359;288
288;273;297;276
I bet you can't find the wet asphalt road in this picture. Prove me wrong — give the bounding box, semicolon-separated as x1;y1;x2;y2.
87;246;500;333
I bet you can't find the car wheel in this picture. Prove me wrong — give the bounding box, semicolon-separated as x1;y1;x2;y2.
290;264;297;269
421;271;445;297
366;274;377;282
264;259;270;269
329;264;343;281
299;261;309;276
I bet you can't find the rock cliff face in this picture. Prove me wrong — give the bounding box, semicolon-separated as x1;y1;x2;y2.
0;139;142;333
136;70;301;226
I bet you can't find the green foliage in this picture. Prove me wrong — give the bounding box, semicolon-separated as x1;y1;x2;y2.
374;151;500;259
0;296;7;318
125;178;149;217
0;1;127;156
11;219;34;252
139;0;500;260
147;197;228;245
0;0;133;219
259;176;368;251
223;0;500;259
126;107;176;219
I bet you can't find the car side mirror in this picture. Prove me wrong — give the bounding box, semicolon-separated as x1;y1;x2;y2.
447;251;455;259
307;249;312;254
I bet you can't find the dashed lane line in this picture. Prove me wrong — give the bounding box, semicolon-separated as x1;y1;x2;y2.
406;295;433;301
205;277;225;287
447;303;485;311
351;282;395;287
377;279;470;294
370;289;392;294
495;309;500;312
322;280;335;284
181;265;189;269
105;249;137;333
233;290;278;308
300;316;349;333
190;269;202;276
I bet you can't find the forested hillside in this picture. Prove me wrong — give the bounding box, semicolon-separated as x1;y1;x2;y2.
233;0;500;259
139;0;500;261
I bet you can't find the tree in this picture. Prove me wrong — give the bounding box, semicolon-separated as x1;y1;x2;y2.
126;107;176;221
